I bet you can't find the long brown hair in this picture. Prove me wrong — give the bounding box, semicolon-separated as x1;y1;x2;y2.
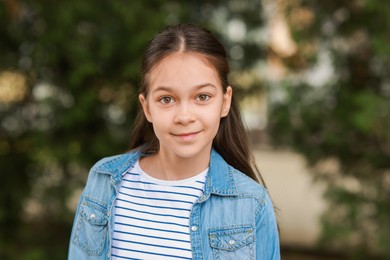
129;24;266;186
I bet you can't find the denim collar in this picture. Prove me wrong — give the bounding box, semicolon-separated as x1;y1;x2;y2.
95;148;238;196
204;149;238;196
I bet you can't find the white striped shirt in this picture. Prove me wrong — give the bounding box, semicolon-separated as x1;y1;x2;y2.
111;160;207;260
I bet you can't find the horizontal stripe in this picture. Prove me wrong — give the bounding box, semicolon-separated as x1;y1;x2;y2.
112;160;206;260
115;213;189;228
114;205;189;220
115;198;191;212
123;179;204;192
113;238;192;252
125;172;139;176
112;246;192;260
175;185;204;191
115;205;188;221
118;191;194;205
113;230;190;243
111;254;142;260
115;222;189;235
121;186;200;198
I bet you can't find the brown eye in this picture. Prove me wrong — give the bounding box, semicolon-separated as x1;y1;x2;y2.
196;94;210;102
159;96;174;104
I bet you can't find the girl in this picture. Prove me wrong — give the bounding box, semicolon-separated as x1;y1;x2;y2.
68;24;280;260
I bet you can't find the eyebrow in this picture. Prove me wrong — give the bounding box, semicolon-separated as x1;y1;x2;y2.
151;83;217;94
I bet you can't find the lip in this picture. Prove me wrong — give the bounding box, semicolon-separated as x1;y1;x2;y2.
172;131;201;141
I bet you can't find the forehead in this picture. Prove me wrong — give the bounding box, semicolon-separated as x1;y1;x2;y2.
148;52;221;90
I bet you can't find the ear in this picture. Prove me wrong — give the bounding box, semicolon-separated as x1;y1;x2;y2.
221;86;233;118
139;94;152;122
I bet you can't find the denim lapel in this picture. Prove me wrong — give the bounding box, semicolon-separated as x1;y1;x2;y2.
94;149;142;184
203;149;238;196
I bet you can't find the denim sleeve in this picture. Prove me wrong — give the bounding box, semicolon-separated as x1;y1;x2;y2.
255;191;281;259
67;190;85;259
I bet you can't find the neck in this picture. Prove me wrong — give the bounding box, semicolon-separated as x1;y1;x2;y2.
140;148;211;181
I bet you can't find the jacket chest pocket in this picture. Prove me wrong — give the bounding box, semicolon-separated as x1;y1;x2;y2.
72;198;109;256
209;225;255;260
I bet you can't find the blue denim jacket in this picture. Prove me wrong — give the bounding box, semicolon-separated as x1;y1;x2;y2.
68;149;280;259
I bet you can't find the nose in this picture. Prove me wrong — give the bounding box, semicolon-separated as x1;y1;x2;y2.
174;102;195;125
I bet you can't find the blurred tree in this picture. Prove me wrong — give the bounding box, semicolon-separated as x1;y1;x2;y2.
0;0;187;259
0;0;266;259
268;0;390;258
189;0;267;96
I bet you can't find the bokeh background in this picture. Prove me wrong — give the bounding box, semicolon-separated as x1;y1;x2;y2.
1;0;389;259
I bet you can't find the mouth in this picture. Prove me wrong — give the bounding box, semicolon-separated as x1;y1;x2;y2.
172;131;202;141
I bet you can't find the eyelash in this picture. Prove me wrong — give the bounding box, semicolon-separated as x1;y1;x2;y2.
196;94;211;102
157;94;211;104
158;96;174;104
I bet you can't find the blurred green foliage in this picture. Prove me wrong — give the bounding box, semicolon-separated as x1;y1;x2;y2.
6;0;388;259
269;0;390;258
0;1;177;258
0;1;265;259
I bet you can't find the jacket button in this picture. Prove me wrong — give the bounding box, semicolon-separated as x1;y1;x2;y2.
90;214;96;219
191;226;198;232
229;239;236;245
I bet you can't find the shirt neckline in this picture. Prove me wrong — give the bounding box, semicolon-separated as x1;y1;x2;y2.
134;160;208;186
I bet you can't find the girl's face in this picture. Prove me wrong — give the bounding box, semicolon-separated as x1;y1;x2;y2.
139;52;232;161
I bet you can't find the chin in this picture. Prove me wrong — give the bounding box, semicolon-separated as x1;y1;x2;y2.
173;150;202;159
169;145;211;159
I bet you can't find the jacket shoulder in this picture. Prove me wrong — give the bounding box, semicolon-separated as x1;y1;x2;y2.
90;150;141;174
90;154;126;172
232;168;268;203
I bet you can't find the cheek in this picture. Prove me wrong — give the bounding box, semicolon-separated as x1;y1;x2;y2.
204;113;223;132
147;105;165;122
149;115;170;136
